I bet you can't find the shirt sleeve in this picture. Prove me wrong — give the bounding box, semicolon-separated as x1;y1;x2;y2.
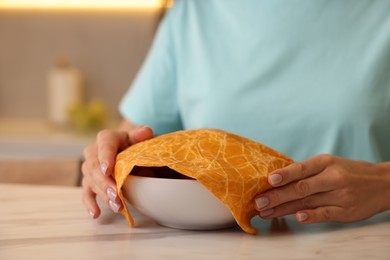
119;4;182;136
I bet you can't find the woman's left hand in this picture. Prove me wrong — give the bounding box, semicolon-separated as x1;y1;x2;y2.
253;154;390;224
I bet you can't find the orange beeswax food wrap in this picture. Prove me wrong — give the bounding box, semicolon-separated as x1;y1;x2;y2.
114;128;294;235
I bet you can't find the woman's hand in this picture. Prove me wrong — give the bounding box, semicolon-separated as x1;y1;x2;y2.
254;154;390;224
81;122;154;218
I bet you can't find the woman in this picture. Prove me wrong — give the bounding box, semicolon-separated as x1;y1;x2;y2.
82;0;390;224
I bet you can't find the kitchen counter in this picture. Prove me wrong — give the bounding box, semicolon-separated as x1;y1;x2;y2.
0;118;94;159
1;183;389;259
0;119;95;185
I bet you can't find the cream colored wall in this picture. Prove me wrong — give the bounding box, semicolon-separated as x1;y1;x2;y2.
0;9;157;120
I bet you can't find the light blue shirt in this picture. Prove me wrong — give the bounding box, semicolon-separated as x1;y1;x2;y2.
120;0;390;162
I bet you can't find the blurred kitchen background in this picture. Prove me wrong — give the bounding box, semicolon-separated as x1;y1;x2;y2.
0;0;169;186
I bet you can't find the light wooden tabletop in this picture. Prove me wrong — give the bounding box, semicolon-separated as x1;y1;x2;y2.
0;183;389;259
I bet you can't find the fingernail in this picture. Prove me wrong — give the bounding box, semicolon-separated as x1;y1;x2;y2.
297;212;308;222
100;162;108;175
88;209;95;218
109;200;120;213
269;173;282;185
137;125;147;130
255;197;269;209
107;187;117;201
260;208;274;217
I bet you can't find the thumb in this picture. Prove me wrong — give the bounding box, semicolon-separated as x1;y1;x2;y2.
128;126;154;145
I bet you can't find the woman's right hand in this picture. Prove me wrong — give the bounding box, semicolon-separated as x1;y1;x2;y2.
81;122;154;218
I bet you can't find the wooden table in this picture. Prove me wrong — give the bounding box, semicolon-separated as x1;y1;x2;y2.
1;183;389;259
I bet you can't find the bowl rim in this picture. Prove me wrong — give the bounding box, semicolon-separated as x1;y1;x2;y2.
127;174;198;183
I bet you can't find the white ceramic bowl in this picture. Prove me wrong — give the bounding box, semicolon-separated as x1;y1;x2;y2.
123;175;236;230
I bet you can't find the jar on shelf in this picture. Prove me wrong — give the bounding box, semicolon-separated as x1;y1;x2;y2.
47;57;84;128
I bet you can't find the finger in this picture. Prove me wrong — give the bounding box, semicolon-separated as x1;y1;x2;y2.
128;126;154;144
82;178;101;219
268;154;332;187
258;191;339;219
97;129;129;176
91;166;123;210
83;143;98;162
82;159;123;213
296;206;344;224
255;172;335;210
81;146;101;217
97;126;154;177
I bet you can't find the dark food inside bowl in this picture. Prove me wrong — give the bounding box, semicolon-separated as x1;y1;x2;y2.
131;166;194;180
